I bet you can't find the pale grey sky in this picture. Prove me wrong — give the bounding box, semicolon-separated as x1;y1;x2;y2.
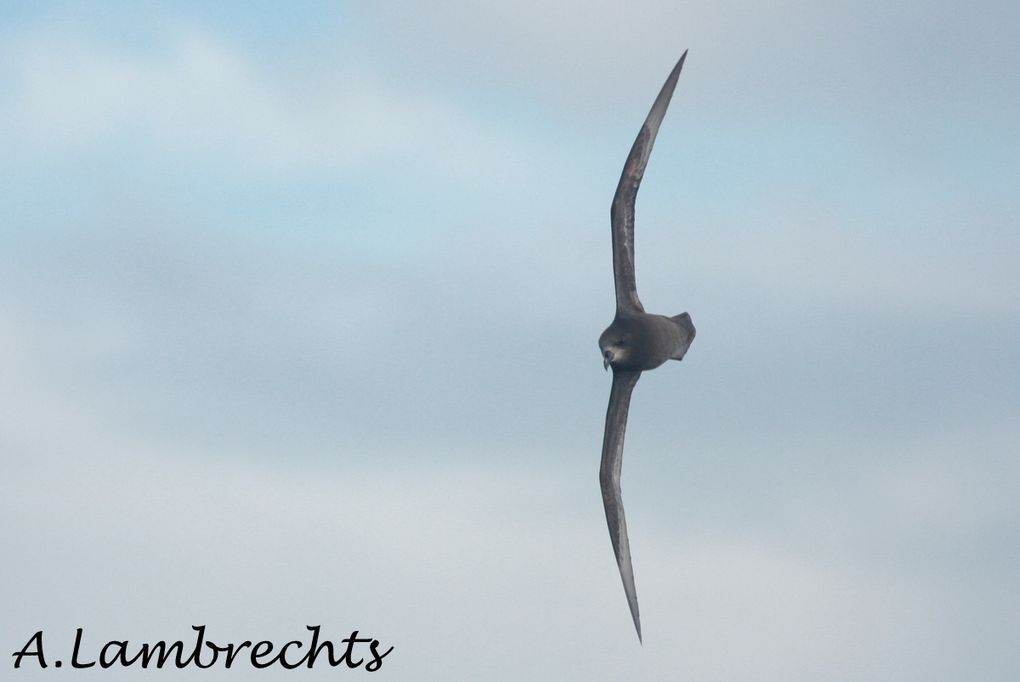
2;2;1019;680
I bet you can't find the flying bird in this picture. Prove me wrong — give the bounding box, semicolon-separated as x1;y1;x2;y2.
599;52;695;643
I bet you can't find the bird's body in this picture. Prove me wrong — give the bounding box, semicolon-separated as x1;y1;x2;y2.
599;311;694;372
598;52;694;643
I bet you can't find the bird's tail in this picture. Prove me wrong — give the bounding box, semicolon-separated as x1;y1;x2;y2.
669;312;695;361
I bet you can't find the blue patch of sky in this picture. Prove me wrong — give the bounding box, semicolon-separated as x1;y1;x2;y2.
4;2;1016;272
0;0;352;45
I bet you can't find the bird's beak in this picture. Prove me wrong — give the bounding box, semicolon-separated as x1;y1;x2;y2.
603;351;612;371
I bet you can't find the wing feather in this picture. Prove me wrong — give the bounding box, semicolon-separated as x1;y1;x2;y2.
610;51;687;314
599;369;643;641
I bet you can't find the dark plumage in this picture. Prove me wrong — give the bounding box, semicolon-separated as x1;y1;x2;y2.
598;52;695;643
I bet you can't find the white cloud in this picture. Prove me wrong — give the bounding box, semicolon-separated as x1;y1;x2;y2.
5;433;1014;681
0;24;533;180
2;231;1018;680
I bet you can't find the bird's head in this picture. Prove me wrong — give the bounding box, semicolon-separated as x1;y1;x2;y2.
599;326;633;371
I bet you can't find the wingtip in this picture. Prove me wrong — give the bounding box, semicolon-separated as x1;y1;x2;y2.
624;584;643;645
675;50;688;72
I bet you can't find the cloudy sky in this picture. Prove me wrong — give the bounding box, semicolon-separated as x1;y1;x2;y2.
2;1;1018;680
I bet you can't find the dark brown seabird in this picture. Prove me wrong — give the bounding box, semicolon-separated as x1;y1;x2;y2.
599;51;695;643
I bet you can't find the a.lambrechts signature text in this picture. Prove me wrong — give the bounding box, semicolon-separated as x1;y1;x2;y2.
12;626;393;672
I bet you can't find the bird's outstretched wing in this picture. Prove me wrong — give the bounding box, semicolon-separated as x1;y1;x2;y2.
599;369;643;641
610;51;687;315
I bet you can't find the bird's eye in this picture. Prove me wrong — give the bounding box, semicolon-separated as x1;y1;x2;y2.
617;339;626;346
